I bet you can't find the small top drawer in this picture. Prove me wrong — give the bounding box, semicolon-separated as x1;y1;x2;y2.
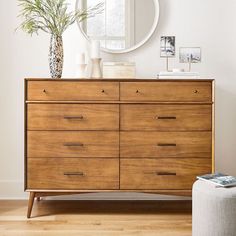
27;81;119;101
120;81;212;102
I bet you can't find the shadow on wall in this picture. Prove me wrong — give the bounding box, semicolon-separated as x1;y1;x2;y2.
215;85;236;175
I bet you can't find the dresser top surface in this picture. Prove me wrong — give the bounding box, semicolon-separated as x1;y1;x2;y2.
25;78;214;82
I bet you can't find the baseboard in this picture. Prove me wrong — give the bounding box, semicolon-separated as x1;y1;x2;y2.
0;180;28;199
0;180;191;200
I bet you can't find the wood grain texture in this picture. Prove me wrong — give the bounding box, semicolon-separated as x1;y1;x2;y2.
212;81;215;173
27;104;119;131
120;81;212;102
27;158;119;190
120;131;212;158
27;192;35;218
24;79;214;217
27;81;120;101
0;200;192;236
120;104;212;131
27;131;119;158
120;158;211;190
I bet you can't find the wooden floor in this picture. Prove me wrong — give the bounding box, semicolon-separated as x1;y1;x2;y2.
0;200;192;236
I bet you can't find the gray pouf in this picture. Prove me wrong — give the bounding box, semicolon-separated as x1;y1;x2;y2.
192;180;236;236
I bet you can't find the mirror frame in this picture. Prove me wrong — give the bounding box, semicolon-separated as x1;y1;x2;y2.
75;0;160;54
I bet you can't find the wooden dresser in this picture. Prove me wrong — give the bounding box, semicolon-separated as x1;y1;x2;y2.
25;79;214;218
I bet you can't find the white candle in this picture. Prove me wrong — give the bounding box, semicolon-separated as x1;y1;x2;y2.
76;53;85;65
91;40;100;58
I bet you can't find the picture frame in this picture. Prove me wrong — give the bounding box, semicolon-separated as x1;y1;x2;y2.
179;47;201;63
160;36;176;57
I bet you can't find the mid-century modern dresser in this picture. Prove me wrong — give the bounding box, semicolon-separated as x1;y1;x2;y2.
25;78;214;218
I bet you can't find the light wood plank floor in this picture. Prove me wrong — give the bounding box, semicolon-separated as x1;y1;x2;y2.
0;200;192;236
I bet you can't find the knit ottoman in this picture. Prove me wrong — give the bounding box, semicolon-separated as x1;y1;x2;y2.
192;180;236;236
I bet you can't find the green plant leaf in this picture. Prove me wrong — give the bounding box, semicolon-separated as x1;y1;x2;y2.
17;0;104;36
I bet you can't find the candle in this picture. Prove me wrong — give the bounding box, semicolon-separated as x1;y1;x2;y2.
91;40;100;58
76;53;85;65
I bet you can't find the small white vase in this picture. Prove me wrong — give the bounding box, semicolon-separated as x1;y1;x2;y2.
76;64;87;78
90;58;102;79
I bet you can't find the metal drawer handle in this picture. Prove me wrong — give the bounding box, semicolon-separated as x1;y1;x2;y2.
64;116;84;120
156;172;177;176
63;143;84;147
156;116;176;120
64;172;85;176
157;143;177;147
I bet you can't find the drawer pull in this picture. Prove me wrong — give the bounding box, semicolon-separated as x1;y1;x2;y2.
156;116;176;120
63;142;84;147
101;89;105;93
157;143;176;147
64;172;85;176
156;172;177;176
64;116;84;120
136;90;139;93
194;90;199;94
43;89;46;93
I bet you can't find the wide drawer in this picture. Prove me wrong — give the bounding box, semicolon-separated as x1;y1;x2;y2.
120;159;211;190
27;158;119;190
27;131;119;158
120;132;212;158
27;81;119;101
120;82;212;102
120;105;212;131
27;104;119;130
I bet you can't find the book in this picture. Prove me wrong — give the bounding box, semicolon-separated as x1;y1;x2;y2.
197;173;236;187
158;76;199;79
157;71;200;79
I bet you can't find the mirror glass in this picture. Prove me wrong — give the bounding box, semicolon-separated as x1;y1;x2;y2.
76;0;159;53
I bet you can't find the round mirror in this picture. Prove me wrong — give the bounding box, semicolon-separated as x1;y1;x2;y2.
76;0;159;53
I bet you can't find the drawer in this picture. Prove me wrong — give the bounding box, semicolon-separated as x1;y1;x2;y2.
120;132;212;158
120;105;212;131
27;131;119;158
27;158;119;190
27;104;119;130
120;82;212;102
120;159;211;190
27;81;119;101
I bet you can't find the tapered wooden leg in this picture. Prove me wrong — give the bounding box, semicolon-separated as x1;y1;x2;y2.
27;192;35;218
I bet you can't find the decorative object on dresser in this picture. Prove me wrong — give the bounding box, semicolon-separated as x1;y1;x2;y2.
90;40;102;78
157;71;200;79
103;62;136;79
17;0;103;79
160;36;176;72
75;53;87;78
179;47;201;72
25;78;215;218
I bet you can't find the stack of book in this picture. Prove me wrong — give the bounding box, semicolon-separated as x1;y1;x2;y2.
197;173;236;188
157;71;200;79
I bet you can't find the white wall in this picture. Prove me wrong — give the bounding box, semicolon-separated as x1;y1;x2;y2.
134;0;155;44
0;0;236;199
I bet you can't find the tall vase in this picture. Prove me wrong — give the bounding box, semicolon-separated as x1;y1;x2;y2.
49;34;63;79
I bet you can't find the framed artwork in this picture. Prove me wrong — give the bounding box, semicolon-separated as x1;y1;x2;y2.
160;36;175;57
179;47;201;63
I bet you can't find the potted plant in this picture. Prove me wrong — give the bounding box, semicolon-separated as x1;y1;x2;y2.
18;0;103;79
